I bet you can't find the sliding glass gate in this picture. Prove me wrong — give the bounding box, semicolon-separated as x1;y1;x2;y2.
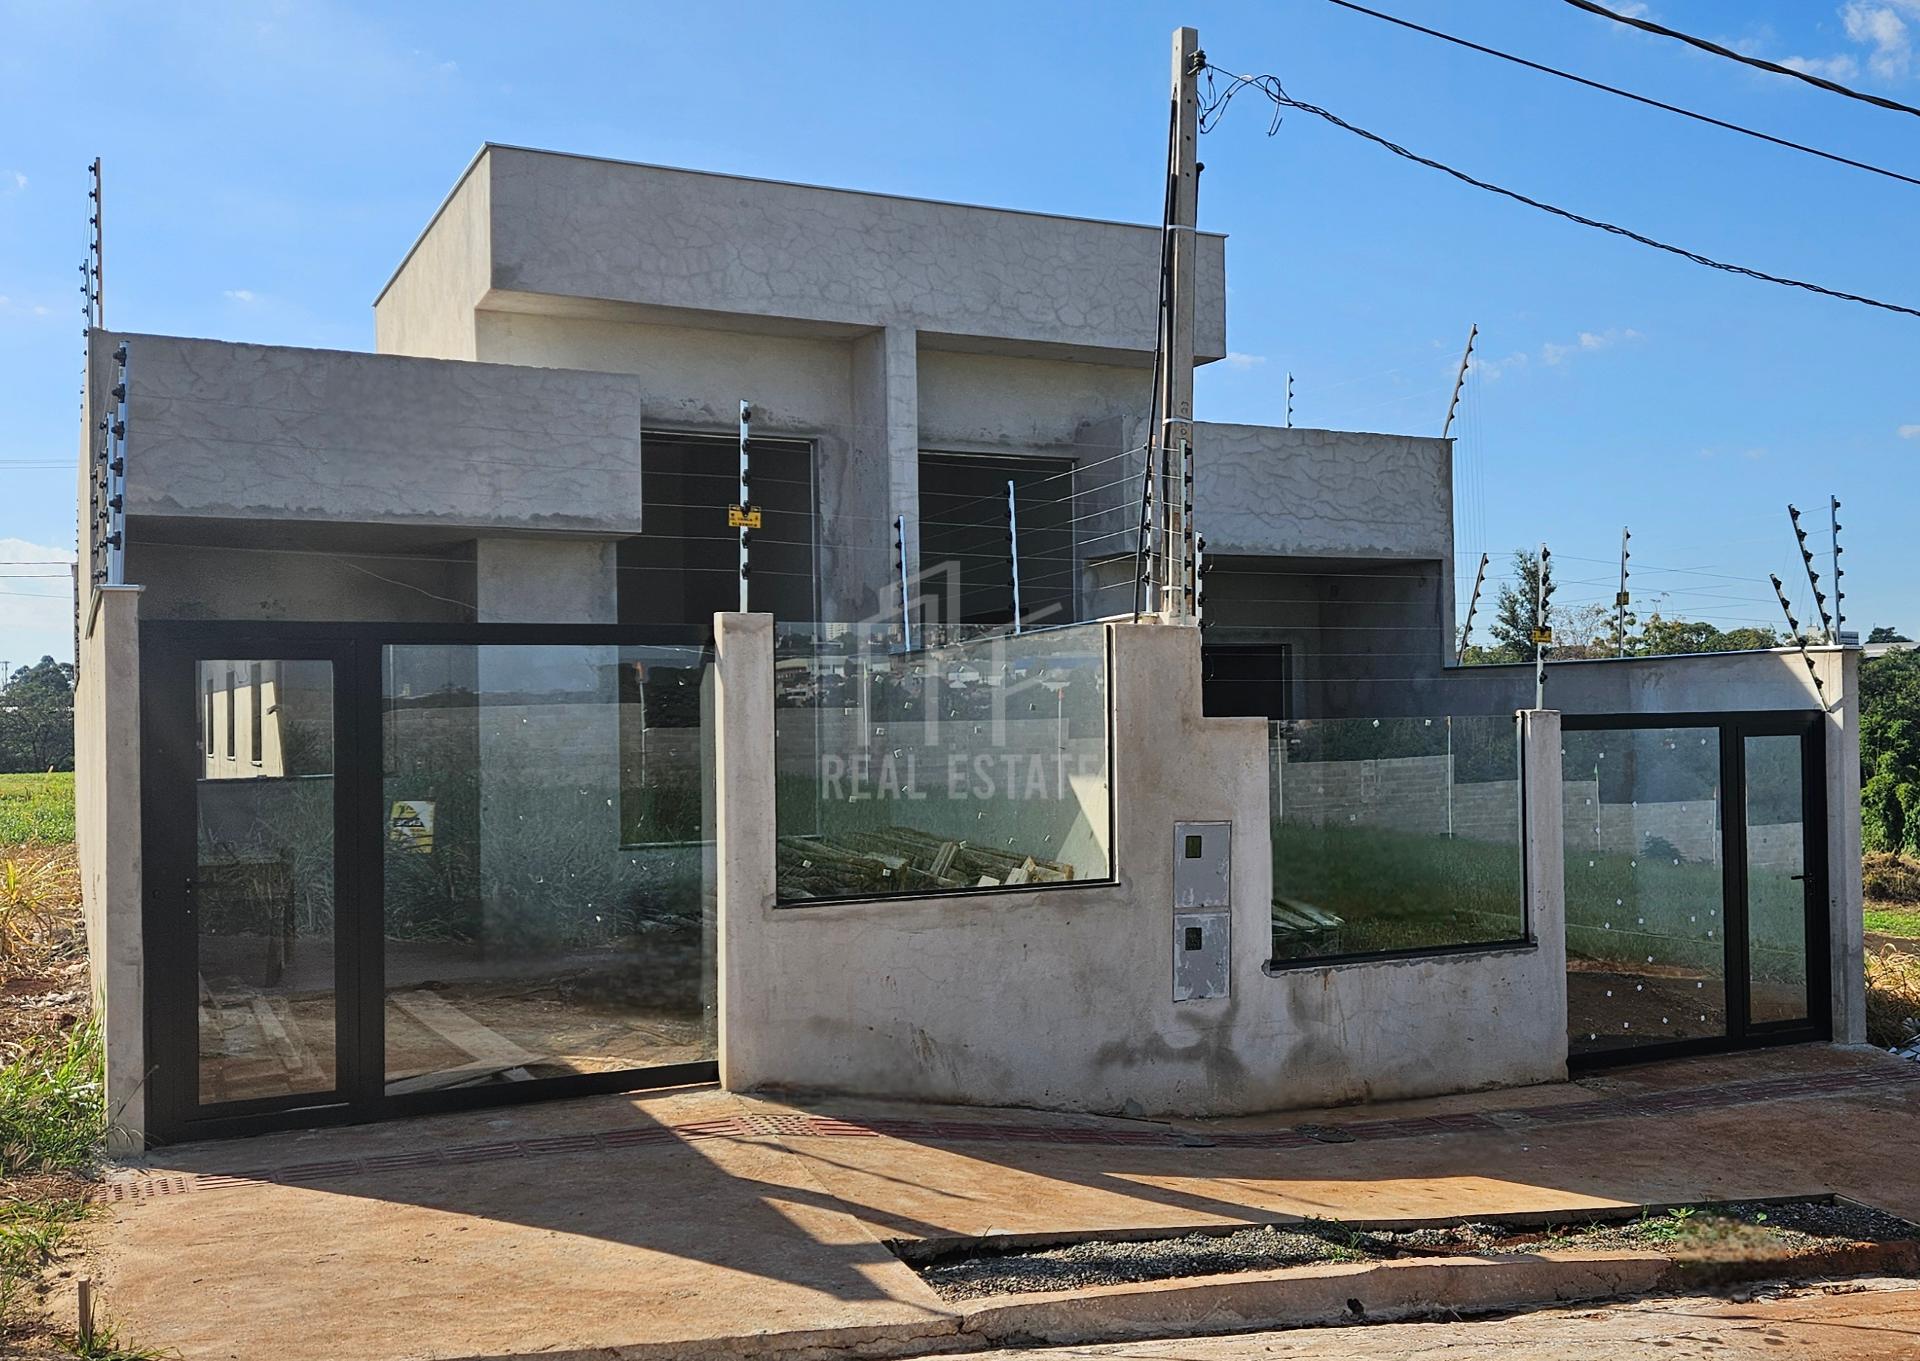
1562;712;1830;1066
141;624;717;1142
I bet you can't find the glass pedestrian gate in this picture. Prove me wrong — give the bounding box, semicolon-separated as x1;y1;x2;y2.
1562;712;1830;1065
140;623;718;1142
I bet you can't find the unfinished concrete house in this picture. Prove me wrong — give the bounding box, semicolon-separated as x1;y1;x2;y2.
74;144;1864;1148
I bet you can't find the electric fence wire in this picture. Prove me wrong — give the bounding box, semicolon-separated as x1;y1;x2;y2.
1195;66;1920;321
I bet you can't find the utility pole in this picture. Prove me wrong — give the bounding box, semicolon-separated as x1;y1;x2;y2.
1613;526;1632;657
1159;24;1202;621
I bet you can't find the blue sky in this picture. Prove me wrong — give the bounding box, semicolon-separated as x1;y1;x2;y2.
2;0;1917;664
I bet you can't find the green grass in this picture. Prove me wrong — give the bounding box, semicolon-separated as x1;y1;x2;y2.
1865;907;1920;941
0;774;75;847
0;1020;106;1178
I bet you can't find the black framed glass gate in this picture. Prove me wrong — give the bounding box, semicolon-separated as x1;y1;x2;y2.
1562;711;1830;1066
141;623;718;1143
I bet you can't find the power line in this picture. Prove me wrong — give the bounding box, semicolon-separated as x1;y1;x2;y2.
1197;68;1920;322
1561;0;1920;122
1322;0;1920;190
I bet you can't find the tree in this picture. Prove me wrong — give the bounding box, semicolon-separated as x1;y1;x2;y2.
1868;626;1913;644
1632;613;1779;657
1486;548;1552;664
1861;648;1920;855
0;657;77;773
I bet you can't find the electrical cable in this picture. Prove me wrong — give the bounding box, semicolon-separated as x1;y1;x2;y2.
1561;0;1920;121
1197;66;1920;322
1324;0;1920;188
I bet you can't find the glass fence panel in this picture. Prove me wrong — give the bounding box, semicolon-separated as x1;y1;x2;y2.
1563;726;1728;1057
773;621;1110;900
381;643;715;1093
1269;716;1526;962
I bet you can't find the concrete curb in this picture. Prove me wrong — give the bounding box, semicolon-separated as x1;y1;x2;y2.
954;1250;1669;1348
436;1242;1920;1359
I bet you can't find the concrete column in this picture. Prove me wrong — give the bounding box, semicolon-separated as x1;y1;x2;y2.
77;585;145;1152
1520;708;1568;1078
1817;649;1866;1044
713;611;776;1090
824;326;918;622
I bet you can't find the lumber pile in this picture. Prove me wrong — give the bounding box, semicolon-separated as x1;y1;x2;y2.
778;825;1076;898
1271;896;1344;937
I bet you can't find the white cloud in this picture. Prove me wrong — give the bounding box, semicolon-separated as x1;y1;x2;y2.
1844;1;1914;78
1780;2;1920;85
8;172;24;191
223;288;258;304
1782;51;1862;79
1222;352;1266;371
1543;327;1643;365
1483;327;1642;379
1898;423;1920;438
1606;2;1652;17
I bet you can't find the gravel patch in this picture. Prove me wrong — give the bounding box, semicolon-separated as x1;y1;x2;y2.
911;1201;1920;1300
916;1223;1367;1301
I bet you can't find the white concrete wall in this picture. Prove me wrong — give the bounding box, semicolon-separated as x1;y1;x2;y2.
75;587;145;1152
719;616;1566;1116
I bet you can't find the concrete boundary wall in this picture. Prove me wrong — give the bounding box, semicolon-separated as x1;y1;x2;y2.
76;587;145;1153
717;614;1567;1116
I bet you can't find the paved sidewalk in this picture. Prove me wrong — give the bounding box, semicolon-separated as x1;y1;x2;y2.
86;1046;1920;1360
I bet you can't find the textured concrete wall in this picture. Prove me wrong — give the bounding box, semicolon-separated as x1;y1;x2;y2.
720;620;1567;1116
419;146;1226;362
373;159;489;360
116;332;647;534
75;587;145;1152
917;349;1147;454
1193;424;1453;561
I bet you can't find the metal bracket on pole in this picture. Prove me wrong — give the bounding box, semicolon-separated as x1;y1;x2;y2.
1456;551;1488;664
1006;479;1023;634
1194;533;1208;630
1441;323;1477;439
1534;542;1552;710
737;401;752;613
1770;572;1825;694
1613;526;1632;657
1787;503;1832;642
1830;496;1846;641
894;514;913;651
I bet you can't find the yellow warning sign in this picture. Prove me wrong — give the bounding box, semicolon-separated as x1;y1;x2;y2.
727;504;763;530
1530;627;1554;645
388;799;436;854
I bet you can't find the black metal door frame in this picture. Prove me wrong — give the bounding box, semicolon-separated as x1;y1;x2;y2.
1564;710;1830;1070
141;620;718;1145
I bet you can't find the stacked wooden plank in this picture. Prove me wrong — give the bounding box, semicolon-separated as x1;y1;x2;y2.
1271;896;1344;937
778;826;1076;898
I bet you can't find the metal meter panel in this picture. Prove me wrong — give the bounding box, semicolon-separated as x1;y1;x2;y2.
1173;821;1231;908
1173;911;1231;1001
